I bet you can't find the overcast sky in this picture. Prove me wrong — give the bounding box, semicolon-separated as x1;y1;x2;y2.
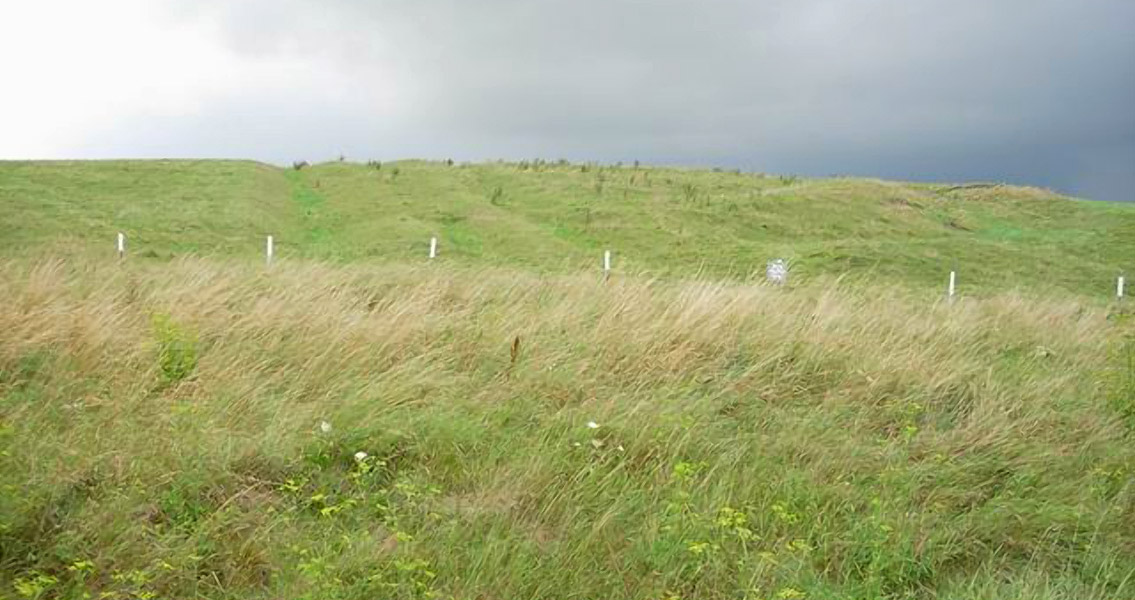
2;0;1133;201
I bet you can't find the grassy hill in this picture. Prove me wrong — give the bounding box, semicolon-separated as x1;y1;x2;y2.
2;160;1135;599
1;159;1132;295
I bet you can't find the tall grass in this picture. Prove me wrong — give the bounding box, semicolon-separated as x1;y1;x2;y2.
0;259;1132;599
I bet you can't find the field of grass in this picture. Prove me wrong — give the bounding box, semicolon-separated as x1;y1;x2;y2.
1;159;1132;295
1;258;1133;599
1;160;1134;599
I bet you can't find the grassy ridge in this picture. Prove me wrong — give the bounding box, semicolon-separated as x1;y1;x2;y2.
2;160;1132;294
1;259;1133;599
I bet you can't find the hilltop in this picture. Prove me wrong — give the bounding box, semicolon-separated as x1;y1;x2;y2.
2;159;1132;295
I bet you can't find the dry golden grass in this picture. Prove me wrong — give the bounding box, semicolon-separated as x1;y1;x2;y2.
1;258;1133;599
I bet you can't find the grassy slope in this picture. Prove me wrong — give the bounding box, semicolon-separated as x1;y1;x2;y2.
0;260;1133;600
2;159;1132;294
1;161;1135;599
0;161;292;257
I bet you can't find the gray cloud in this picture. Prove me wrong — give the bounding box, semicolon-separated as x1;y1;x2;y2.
82;0;1135;200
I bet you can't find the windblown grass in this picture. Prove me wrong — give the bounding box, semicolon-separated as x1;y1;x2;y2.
1;258;1133;599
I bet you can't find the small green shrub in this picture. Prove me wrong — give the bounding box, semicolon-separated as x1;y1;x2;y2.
152;313;197;385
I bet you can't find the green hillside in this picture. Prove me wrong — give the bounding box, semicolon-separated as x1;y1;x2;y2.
3;160;1135;599
2;159;1132;295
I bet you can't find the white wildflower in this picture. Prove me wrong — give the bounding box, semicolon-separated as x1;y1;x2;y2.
586;421;600;429
354;451;368;461
319;421;332;434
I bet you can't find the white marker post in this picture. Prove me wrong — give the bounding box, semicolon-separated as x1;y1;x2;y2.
116;232;125;259
1119;276;1126;300
948;270;957;300
266;235;274;266
603;250;612;281
429;236;438;259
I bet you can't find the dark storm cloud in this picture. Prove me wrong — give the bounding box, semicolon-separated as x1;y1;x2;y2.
95;0;1135;200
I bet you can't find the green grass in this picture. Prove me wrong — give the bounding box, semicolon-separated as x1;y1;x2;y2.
1;160;1134;599
1;260;1133;599
0;160;293;259
2;159;1131;294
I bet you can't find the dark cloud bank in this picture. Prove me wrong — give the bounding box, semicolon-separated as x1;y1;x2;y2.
89;0;1135;201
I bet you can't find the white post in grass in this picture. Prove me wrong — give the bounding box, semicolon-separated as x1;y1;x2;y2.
429;236;438;259
117;232;125;259
1119;276;1126;299
948;270;957;300
603;250;612;280
266;235;274;266
766;259;788;285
